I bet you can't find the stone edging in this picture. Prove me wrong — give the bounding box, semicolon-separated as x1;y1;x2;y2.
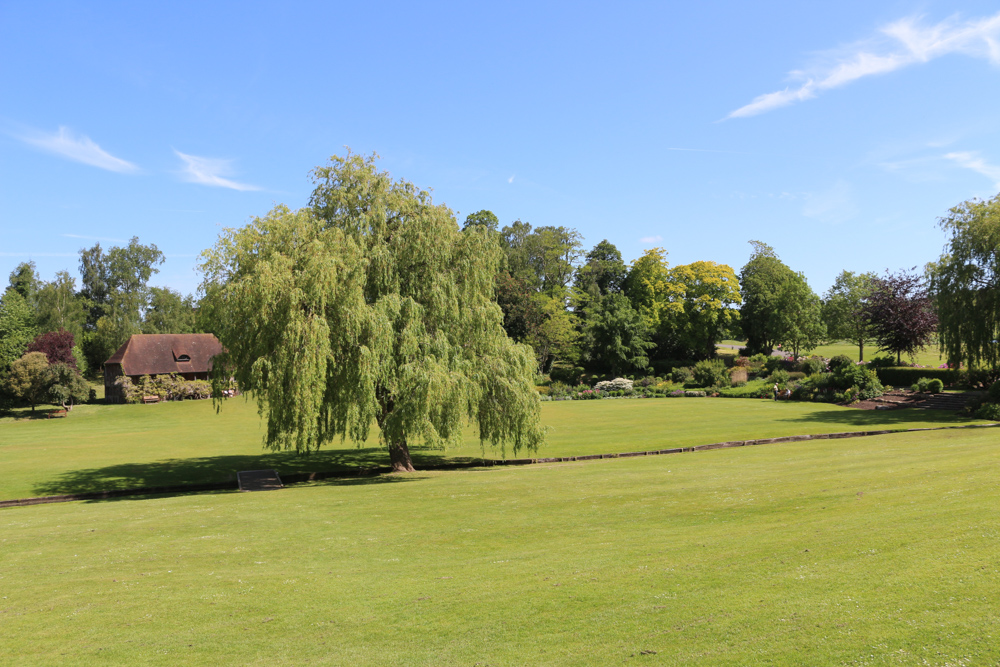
2;422;997;509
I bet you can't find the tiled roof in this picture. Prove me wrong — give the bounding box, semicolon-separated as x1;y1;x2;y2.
105;334;223;376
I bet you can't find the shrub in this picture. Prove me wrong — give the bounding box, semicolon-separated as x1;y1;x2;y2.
828;355;854;373
768;369;790;385
684;390;707;397
594;377;634;393
549;381;572;399
873;367;959;388
988;380;1000;404
692;359;730;388
749;353;769;366
733;356;750;368
550;364;585;386
975;402;1000;420
927;378;944;394
670;367;692;384
787;371;806;381
574;389;602;400
798;356;826;375
866;356;897;369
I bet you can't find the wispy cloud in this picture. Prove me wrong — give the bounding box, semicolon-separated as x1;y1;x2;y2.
640;235;663;244
728;12;1000;118
508;175;515;184
61;233;127;243
17;126;138;172
174;150;260;191
944;151;1000;188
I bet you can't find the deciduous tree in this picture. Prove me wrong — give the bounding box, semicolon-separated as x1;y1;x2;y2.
584;293;653;375
0;289;38;374
929;195;1000;370
8;351;50;411
863;269;937;365
36;270;87;340
26;329;77;369
201;153;544;472
822;271;876;361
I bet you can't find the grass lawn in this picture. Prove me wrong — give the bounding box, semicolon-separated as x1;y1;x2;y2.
0;397;987;501
3;425;1000;664
718;340;945;367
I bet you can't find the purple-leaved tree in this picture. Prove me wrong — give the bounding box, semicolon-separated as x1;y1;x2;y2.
863;270;938;365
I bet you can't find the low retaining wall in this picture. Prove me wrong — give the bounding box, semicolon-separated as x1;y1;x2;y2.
3;422;997;509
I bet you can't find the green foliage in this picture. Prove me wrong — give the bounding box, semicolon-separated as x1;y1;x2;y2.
768;368;790;385
911;377;943;393
202;152;544;470
78;237;165;370
822;271;875;360
35;270;87;341
866;355;897;369
499;220;582;299
462;209;499;232
7;351;50;411
670;366;692;384
45;362;90;409
142;287;196;334
7;261;40;303
798;356;826;375
828;355;854;373
0;289;38;374
115;374;213;403
930;194;1000;371
692;358;730;388
871;367;959;388
583;293;652;376
660;261;742;360
974;401;1000;420
987;380;1000;403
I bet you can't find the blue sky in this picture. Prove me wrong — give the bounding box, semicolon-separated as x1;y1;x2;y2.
4;1;1000;298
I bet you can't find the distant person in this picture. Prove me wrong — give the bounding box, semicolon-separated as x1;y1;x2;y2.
773;383;778;401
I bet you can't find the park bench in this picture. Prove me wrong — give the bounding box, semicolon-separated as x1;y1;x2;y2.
47;409;68;419
142;395;160;404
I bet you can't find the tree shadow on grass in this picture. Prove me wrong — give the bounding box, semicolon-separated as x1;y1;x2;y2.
30;446;483;500
776;406;980;428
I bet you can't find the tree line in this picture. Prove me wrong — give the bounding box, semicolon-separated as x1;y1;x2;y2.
1;153;998;421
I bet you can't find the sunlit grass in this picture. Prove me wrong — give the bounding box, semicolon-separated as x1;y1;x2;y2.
4;426;1000;664
0;396;986;501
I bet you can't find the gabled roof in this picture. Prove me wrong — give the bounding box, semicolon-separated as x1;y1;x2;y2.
105;334;223;376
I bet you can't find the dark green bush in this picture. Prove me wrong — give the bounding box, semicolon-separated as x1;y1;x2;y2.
866;356;898;369
692;359;730;388
798;356;826;375
769;369;790;385
873;367;959;387
828;355;854;373
975;402;1000;420
670;367;692;384
988;380;1000;404
927;378;944;393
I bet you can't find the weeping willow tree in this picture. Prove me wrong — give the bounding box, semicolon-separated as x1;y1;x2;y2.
930;194;1000;373
200;153;544;471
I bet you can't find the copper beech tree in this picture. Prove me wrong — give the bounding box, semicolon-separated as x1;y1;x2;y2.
200;153;544;471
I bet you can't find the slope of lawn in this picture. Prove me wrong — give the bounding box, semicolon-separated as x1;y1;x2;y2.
3;426;1000;665
718;339;945;367
0;396;988;501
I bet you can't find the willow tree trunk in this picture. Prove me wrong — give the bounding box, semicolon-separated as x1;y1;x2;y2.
388;439;415;473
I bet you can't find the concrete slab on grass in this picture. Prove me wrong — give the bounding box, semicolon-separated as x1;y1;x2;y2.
238;469;283;492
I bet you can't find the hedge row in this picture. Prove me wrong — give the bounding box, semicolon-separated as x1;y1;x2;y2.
873;367;959;387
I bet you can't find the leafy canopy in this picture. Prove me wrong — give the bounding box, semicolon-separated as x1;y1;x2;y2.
201;153;544;471
930;195;1000;370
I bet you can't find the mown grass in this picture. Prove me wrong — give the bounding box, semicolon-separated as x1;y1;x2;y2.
3;426;1000;665
717;340;945;367
0;397;986;501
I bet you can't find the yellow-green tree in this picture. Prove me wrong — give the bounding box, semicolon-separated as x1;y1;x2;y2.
663;261;741;360
201;153;544;472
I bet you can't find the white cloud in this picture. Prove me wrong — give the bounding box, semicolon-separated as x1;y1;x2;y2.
728;12;1000;118
640;235;663;244
508;175;515;184
944;151;1000;189
174;150;260;191
18;126;138;172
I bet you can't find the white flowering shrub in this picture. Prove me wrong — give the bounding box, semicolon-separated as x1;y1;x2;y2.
594;377;634;393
